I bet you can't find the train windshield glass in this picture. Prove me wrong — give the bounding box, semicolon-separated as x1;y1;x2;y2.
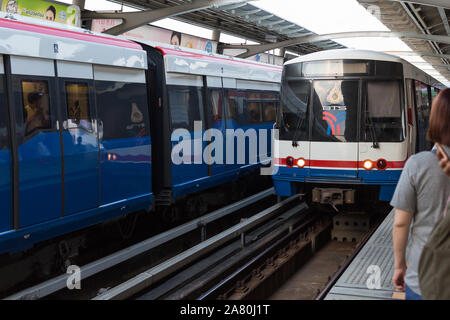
311;80;359;142
279;79;310;141
362;80;404;143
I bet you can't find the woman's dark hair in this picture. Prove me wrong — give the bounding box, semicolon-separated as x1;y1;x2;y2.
47;5;56;16
427;88;450;146
170;32;182;44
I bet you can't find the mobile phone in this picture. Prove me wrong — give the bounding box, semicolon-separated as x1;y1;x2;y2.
437;143;449;161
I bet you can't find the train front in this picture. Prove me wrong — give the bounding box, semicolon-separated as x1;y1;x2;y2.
272;52;407;209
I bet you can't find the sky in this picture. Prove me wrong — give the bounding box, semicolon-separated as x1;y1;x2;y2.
57;0;449;86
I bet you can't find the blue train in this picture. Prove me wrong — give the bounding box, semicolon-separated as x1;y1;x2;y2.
0;15;281;255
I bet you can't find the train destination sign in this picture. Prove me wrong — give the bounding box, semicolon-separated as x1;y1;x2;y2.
1;0;80;26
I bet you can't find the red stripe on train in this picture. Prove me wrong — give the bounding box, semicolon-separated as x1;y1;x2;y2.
274;157;406;169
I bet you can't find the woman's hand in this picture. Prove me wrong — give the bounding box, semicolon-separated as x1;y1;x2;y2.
392;209;412;292
392;266;407;291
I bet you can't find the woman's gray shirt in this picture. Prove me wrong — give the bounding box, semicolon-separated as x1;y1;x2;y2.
390;145;450;295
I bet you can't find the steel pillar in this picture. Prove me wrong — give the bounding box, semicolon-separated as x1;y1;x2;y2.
72;0;85;9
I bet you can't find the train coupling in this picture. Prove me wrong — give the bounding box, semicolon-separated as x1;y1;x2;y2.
312;188;355;211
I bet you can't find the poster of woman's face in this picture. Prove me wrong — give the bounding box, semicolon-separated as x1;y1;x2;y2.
170;31;182;46
6;0;19;14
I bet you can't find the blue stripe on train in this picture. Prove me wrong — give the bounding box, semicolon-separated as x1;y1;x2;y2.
272;166;402;201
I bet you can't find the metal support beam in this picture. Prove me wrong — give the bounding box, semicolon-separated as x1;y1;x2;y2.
219;31;450;58
388;0;450;10
234;8;261;17
384;50;450;60
220;2;248;11
438;7;450;36
249;14;274;23
260;19;285;28
82;0;253;36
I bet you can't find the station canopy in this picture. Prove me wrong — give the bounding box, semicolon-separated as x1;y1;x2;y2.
90;0;345;55
357;0;450;84
78;0;449;85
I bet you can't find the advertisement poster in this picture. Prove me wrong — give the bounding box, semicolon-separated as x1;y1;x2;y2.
91;19;217;54
1;0;80;26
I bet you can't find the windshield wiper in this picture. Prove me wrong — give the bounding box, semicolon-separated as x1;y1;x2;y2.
365;112;380;149
291;95;310;148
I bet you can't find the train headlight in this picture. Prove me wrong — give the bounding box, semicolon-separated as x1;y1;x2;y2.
377;159;387;170
363;160;374;170
286;157;294;167
297;158;306;168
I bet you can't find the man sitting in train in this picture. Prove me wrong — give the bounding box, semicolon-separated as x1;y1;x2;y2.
24;92;49;136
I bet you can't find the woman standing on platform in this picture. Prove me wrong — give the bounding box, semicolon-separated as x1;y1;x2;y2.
391;88;450;300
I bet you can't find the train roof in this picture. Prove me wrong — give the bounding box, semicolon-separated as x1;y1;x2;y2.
285;49;404;64
285;49;444;88
0;13;147;69
136;40;282;84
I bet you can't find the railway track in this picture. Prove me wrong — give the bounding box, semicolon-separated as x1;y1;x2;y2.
5;190;390;301
136;205;389;301
4;188;300;300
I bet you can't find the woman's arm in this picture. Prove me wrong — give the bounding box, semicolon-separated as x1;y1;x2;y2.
392;208;413;291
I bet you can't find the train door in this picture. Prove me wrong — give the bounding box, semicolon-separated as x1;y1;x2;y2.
10;56;63;227
58;61;99;215
414;81;433;152
95;66;151;205
167;74;208;194
207;76;229;176
0;56;12;232
309;80;359;179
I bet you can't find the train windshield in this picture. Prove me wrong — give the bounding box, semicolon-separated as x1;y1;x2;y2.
279;61;405;143
361;81;404;143
279;79;310;141
311;80;358;142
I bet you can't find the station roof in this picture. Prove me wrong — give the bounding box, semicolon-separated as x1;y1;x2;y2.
104;0;346;55
357;0;450;80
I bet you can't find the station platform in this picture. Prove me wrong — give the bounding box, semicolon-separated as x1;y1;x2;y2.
325;209;405;300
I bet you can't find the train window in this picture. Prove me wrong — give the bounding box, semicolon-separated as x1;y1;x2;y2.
21;80;51;136
226;90;246;126
311;80;358;142
414;81;433;151
246;92;263;124
209;89;223;127
169;86;203;131
263;94;278;122
65;82;92;131
362;81;404;143
0;77;8;150
96;81;149;140
279;79;310;141
431;87;440;99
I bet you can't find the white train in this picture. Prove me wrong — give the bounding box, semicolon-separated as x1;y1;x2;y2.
272;49;444;208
